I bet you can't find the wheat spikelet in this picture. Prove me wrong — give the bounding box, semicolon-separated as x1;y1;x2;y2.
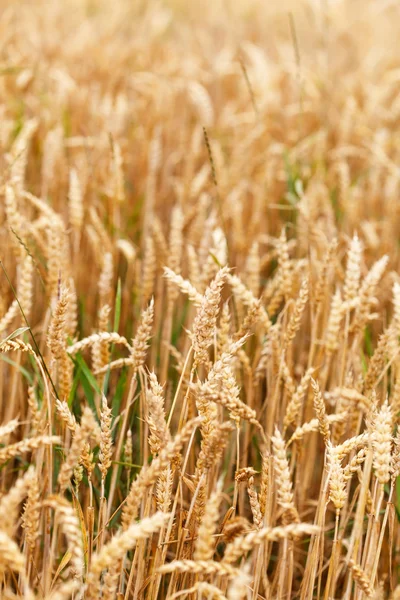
94;356;134;375
326;386;369;412
332;433;370;459
227;273;272;331
0;466;36;536
99;396;113;483
247;471;263;529
311;378;330;444
349;560;374;597
364;329;391;395
46;216;67;299
227;563;251;600
195;422;234;484
92;304;111;379
21;189;59;221
172;582;228;600
21;470;40;554
73;463;83;492
151;218;168;264
158;559;240;578
68;168;84;233
45;496;84;581
0;530;26;574
130;297;154;370
116;238;136;263
325;289;344;354
0;338;34;355
285;279;309;346
191;423;233;524
195;380;219;441
48;287;69;360
343;448;368;480
98;252;113;308
156;466;174;513
124;430;133;466
58;408;96;493
80;441;95;481
222;517;253;544
245;241;260;297
0;419;19;441
234;300;264;343
101;564;119;600
192;266;229;366
86;512;169;597
188;80;215;126
288;413;347;445
0;300;20;335
281;360;296;399
223;523;319;563
352;255;388;332
259;452;270;517
67;332;131;355
284;367;314;429
122;417;202;528
27;386;41;434
199;368;259;427
194;480;222;561
0;435;60;466
163;267;203;306
55;399;76;433
314;238;338;306
147;371;170;455
142;236;156;304
327;445;346;513
271;427;299;524
344;234;363;302
370;400;393;484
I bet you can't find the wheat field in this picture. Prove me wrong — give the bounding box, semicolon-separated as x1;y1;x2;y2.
0;0;400;598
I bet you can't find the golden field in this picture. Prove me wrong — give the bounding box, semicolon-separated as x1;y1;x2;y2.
0;0;399;598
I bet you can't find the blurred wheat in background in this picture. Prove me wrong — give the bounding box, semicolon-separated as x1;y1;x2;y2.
0;0;400;598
